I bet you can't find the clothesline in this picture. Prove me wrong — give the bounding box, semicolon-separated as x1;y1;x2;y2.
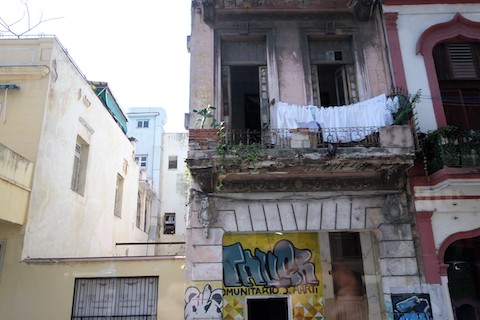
271;94;397;142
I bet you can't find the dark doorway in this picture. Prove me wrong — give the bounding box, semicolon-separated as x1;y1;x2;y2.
230;66;261;131
247;297;289;320
445;235;480;320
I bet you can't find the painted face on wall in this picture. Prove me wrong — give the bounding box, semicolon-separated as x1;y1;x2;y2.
184;284;223;320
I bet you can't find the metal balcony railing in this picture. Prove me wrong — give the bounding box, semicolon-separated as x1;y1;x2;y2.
219;127;381;149
424;129;480;173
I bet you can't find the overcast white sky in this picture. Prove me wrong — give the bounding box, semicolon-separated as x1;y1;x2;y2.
2;0;191;132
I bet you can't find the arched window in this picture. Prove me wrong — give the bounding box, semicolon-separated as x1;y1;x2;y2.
417;14;480;128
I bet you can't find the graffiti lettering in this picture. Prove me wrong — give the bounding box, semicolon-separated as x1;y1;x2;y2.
223;239;319;288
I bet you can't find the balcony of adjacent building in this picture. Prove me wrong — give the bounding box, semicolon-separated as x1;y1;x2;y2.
186;94;417;193
0;143;34;225
420;126;480;178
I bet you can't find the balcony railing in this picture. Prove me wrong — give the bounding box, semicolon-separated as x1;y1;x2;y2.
424;129;480;173
219;127;381;150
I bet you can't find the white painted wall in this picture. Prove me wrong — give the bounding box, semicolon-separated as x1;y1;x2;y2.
158;133;188;255
0;38;146;259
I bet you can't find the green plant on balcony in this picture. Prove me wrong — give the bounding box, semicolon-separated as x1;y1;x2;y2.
391;89;422;125
193;105;221;129
423;126;480;173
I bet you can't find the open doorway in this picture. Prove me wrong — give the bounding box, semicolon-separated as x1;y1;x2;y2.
230;66;261;131
445;235;480;320
247;297;289;320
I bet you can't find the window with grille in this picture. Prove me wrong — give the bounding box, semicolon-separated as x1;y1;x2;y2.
164;213;175;234
168;155;178;170
137;119;149;128
114;174;124;218
135;155;148;168
71;277;158;319
71;136;89;195
433;42;480;130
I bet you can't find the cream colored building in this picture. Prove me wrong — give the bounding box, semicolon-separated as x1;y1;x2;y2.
158;132;189;255
0;37;184;319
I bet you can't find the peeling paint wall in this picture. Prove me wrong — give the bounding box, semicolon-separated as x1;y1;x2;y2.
0;38;146;259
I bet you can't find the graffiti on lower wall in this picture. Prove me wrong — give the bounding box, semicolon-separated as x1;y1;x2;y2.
184;283;223;320
222;232;324;319
224;239;319;288
391;293;433;320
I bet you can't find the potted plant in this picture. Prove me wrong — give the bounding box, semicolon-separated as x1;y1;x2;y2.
189;105;222;150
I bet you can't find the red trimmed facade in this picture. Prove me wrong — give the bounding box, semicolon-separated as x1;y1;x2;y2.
384;2;480;319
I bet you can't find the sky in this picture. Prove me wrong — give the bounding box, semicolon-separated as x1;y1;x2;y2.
2;0;191;132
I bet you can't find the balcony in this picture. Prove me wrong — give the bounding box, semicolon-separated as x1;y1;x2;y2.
187;125;415;193
424;128;480;175
0;143;34;225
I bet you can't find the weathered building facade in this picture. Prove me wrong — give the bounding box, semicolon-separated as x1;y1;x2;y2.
0;37;184;319
185;1;421;319
383;1;480;319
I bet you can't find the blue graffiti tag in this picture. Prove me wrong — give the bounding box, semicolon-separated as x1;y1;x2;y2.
393;294;433;320
223;239;319;288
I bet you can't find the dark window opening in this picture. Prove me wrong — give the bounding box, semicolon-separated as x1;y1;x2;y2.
230;66;261;131
168;155;178;170
164;213;175;234
316;64;348;106
433;42;480;130
309;38;357;107
247;297;288;320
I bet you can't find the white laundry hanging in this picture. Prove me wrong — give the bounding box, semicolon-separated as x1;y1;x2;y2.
271;94;392;143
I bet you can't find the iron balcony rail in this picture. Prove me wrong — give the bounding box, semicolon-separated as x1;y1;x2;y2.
220;127;381;149
424;129;480;173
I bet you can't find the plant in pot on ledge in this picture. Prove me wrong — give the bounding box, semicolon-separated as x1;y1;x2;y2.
190;105;222;150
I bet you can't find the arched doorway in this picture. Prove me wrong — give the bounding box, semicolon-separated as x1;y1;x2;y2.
444;235;480;320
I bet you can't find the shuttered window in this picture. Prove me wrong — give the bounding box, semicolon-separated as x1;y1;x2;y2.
71;277;158;319
448;43;478;79
433;42;480;130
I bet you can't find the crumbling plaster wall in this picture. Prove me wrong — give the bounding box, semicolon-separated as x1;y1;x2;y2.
186;191;420;311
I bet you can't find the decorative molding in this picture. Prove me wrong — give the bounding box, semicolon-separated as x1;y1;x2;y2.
0;65;49;80
415;13;480;128
79;117;95;135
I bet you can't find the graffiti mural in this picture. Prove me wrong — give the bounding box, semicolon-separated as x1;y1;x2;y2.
391;293;433;320
184;284;223;320
222;233;324;319
224;239;319;288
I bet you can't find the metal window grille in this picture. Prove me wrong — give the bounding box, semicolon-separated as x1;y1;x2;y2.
164;213;175;234
71;277;158;319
